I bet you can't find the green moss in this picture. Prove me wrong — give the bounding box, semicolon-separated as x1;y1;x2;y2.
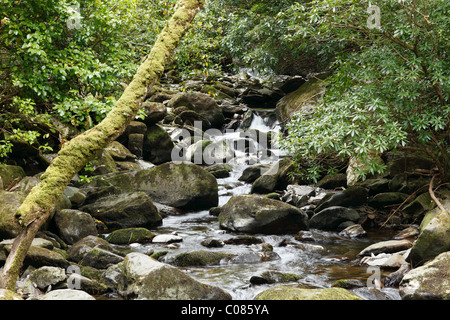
106;228;155;245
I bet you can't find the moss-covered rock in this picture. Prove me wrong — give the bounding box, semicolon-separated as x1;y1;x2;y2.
106;227;155;245
409;199;450;266
250;271;303;285
400;251;450;300
254;286;362;300
275;78;325;125
95;162;219;210
0;164;26;189
219;194;309;234
0;190;25;238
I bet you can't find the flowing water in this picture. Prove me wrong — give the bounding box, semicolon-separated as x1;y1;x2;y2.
126;109;401;300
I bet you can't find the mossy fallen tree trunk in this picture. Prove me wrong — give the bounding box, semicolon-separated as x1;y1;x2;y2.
0;0;205;291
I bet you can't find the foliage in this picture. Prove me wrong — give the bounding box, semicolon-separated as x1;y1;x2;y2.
0;0;175;160
281;0;450;182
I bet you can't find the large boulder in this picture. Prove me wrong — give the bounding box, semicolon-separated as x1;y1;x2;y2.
399;251;450;300
167;92;225;129
118;252;232;300
408;198;450;266
80;191;162;229
218;194;309;234
91;162;219;210
254;286;362;300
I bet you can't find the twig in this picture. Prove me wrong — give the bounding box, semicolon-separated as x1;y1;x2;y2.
429;174;448;214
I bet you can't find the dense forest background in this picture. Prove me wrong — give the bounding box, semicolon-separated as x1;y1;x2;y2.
1;0;449;182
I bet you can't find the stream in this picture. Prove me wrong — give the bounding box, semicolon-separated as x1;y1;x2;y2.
117;109;401;300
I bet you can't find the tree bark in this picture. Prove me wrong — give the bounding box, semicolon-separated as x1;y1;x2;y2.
0;0;204;291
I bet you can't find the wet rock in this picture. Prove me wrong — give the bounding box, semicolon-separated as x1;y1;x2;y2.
251;158;295;194
106;228;155;245
118;252;232;300
309;206;360;231
224;235;263;245
80;191;162;230
254;286;362;300
201;237;225;248
40;289;95;300
218;194;309;234
399;251;450;299
368;192;410;209
152;234;183;244
53;209;98;245
171;251;234;267
331;279;364;289
357;240;413;257
250;271;303;285
339;224;367;238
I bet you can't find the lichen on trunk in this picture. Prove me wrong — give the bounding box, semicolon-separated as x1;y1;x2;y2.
0;0;205;292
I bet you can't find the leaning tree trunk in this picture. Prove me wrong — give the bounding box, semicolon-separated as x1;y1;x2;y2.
0;0;205;291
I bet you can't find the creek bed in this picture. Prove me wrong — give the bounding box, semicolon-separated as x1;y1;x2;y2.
118;110;401;300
